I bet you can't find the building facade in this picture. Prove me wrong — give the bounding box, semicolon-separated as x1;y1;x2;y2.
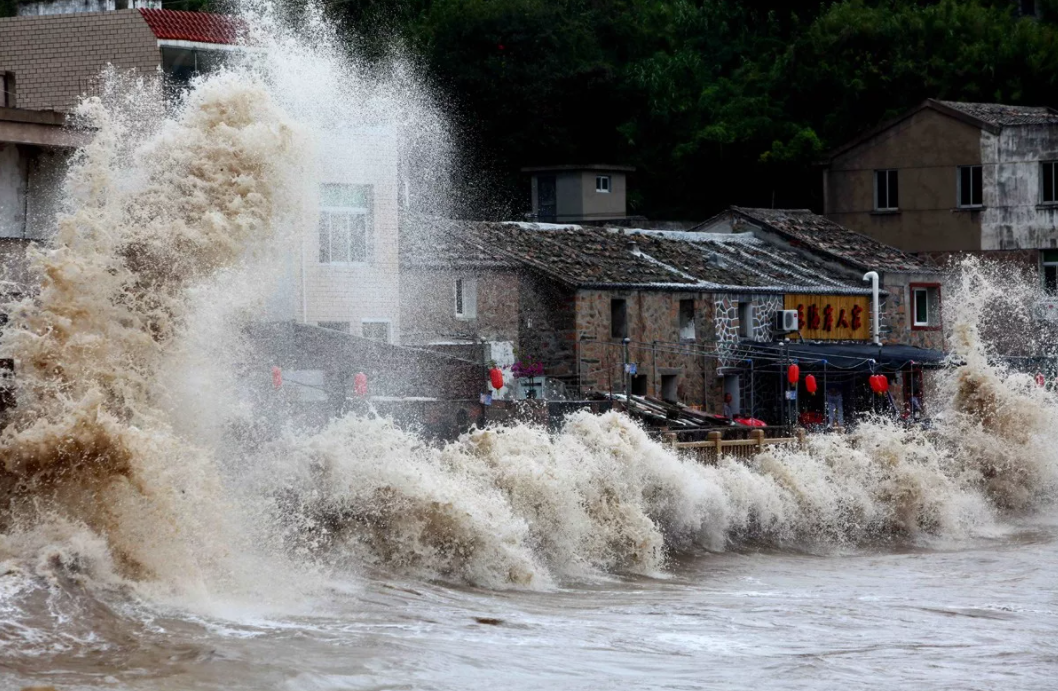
822;99;1058;288
0;7;402;341
400;218;941;424
523;164;635;223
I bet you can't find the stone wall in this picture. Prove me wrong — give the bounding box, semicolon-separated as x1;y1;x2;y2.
881;272;947;351
574;289;717;408
518;274;577;379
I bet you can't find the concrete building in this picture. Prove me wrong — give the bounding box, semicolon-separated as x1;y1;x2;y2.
822;99;1058;273
0;6;402;343
523;164;635;223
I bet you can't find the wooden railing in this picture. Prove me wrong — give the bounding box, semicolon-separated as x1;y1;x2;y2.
664;429;803;464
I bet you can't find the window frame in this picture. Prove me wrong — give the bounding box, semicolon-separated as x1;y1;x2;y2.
957;164;983;208
361;319;391;343
910;283;942;331
874;169;900;211
1041;161;1058;205
678;299;696;342
610;298;628;339
1042;250;1058;295
454;277;478;319
319;183;373;265
596;175;611;194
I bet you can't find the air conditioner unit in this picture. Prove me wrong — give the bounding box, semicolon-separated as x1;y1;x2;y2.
774;309;799;333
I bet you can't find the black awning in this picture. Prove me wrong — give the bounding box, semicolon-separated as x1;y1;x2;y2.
731;341;948;373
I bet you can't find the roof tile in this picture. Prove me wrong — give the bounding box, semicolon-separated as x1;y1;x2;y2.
138;9;243;45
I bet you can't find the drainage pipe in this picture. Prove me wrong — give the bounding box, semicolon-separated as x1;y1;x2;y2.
863;271;881;346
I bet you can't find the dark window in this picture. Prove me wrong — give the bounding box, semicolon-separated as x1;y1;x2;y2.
611;298;628;339
737;301;753;338
596;175;611;193
1044;250;1058;294
319;184;372;263
660;374;678;403
679;299;695;341
875;169;899;210
911;285;941;328
161;47;227;91
1;72;14;108
631;374;648;396
317;321;350;333
362;321;389;342
958;165;983;207
1042;161;1058;204
537;175;556;221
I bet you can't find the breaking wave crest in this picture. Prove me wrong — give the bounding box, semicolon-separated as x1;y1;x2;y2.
0;6;1055;608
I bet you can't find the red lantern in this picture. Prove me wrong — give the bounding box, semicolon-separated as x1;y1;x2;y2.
354;372;368;397
1036;372;1046;387
272;366;282;390
805;374;817;395
878;376;889;393
489;367;504;391
868;375;881;394
787;364;800;385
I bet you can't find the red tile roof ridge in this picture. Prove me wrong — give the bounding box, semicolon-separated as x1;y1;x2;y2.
139;8;245;45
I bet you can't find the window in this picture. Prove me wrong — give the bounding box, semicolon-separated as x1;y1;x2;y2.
874;169;899;211
161;47;227;90
1041;161;1058;204
319;184;372;263
660;374;678;403
737;301;753;339
958;165;983;208
455;277;477;319
911;285;941;329
361;320;390;342
1;72;14;108
317;321;350;333
678;299;696;341
631;374;648;396
596;175;611;193
1043;250;1058;295
610;298;628;339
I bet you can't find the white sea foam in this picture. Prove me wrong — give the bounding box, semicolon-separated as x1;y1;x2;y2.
0;0;1054;612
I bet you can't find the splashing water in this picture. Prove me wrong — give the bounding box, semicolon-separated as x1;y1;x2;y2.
0;0;1054;643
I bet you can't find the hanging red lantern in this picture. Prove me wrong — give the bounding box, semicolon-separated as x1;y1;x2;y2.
354;371;368;397
1036;372;1046;387
787;364;800;385
489;367;504;391
879;376;889;393
868;375;882;394
805;374;817;395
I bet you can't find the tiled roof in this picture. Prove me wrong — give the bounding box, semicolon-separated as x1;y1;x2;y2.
721;207;939;275
401;216;517;269
406;220;873;294
139;9;243;45
935;101;1058;127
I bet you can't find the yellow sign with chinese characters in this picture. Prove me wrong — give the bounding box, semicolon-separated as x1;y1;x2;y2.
784;294;872;341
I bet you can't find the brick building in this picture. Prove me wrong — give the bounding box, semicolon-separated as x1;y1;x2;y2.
402;217;943;424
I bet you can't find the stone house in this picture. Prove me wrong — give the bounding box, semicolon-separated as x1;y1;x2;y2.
694;207;946;351
399;219;929;422
821;99;1058;286
0;6;403;342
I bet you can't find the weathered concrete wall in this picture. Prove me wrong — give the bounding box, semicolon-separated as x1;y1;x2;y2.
400;267;521;346
0;10;161;112
826;108;984;252
0;143;24;239
981;126;1058;250
578;170;626;221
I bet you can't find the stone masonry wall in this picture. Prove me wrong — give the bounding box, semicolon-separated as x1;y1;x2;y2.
575;289;716;408
400;267;521;346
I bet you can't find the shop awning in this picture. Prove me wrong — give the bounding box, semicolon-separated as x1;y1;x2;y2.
730;341;948;373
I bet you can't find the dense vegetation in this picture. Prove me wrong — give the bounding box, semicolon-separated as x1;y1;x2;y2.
4;0;1058;220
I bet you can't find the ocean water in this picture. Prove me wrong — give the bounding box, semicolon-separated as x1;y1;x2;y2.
1;2;1057;689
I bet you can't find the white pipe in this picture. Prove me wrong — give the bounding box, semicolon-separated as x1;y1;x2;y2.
863;271;880;345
